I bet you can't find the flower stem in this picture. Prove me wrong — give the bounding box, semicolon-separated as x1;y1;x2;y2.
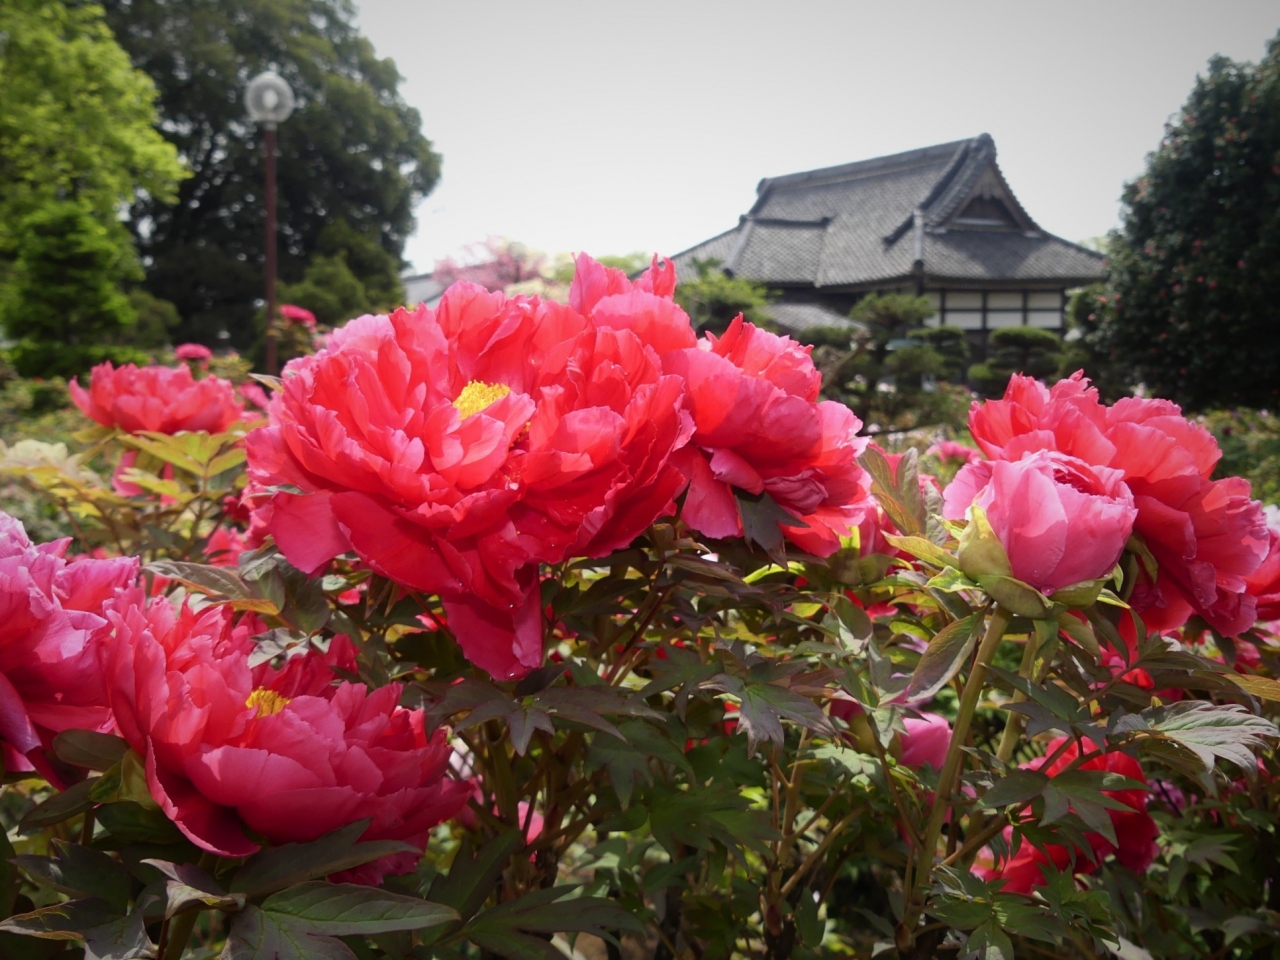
159;907;200;960
903;603;1012;935
995;626;1041;764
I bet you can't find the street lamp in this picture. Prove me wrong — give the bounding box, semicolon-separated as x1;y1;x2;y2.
245;70;295;376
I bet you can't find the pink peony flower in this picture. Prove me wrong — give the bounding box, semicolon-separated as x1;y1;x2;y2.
0;511;137;779
99;593;470;871
968;373;1268;634
246;259;693;679
174;343;213;362
70;362;244;435
663;317;871;556
280;304;318;329
898;713;951;770
943;451;1138;595
1245;527;1280;623
978;741;1158;894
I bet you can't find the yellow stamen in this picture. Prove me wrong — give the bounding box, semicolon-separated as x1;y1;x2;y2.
453;380;511;420
245;688;291;718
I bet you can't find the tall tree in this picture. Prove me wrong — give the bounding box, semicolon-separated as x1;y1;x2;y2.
0;0;184;364
101;0;440;348
1092;32;1280;410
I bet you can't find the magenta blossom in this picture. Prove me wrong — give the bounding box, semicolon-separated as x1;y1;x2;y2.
0;511;137;779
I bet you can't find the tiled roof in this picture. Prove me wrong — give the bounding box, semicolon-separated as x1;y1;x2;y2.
766;300;862;334
672;135;1105;290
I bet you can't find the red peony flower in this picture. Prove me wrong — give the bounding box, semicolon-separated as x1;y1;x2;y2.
663;317;871;556
70;362;244;435
978;741;1158;894
99;593;470;873
246;263;692;679
1245;525;1280;623
943;451;1137;594
0;511;137;779
969;373;1268;635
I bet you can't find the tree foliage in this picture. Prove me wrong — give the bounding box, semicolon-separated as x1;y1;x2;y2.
0;0;185;365
1093;32;1280;410
674;257;775;333
101;0;440;348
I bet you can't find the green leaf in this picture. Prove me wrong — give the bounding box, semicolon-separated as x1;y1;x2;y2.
19;776;97;832
142;859;246;917
965;919;1015;960
1228;673;1280;703
50;731;130;771
220;904;355;960
860;445;924;537
0;898;120;939
230;820;416;899
907;613;981;700
883;534;956;570
979;770;1049;809
145;560;255;602
13;841;133;913
586;719;692;808
423;831;524;933
260;882;455;935
734;489;808;564
96;801;183;844
708;675;833;756
647;782;777;858
463;887;643;960
1122;701;1277;774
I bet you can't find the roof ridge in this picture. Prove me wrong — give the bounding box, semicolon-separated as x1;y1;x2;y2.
754;135;988;198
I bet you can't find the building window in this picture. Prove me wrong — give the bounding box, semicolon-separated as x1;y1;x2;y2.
930;289;1064;331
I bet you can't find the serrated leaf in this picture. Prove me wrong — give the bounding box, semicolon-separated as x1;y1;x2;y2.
979;770;1049;809
1137;701;1277;774
708;676;833;756
423;831;524;935
230;820;416;898
907;613;981;700
966;919;1015;959
220;904;355;960
260;882;455;935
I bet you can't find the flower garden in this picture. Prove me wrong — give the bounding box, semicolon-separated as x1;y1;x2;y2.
0;254;1277;959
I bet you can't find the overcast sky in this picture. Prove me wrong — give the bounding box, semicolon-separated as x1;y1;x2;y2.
352;1;1278;275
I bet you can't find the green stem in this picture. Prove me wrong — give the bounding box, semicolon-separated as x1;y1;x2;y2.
159;907;200;960
995;627;1041;764
905;604;1012;933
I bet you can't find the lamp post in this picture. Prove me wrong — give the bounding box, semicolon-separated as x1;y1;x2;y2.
245;70;295;376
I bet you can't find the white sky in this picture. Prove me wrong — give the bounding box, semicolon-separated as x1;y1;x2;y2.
352;1;1278;275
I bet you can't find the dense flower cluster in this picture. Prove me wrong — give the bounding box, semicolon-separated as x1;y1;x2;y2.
246;255;870;678
967;372;1268;633
71;361;244;435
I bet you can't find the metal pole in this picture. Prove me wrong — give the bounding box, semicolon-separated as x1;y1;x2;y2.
264;125;278;377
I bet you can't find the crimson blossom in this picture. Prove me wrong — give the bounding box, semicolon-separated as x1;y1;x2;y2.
99;593;470;876
246;259;693;679
0;511;137;780
569;255;871;556
979;741;1158;894
968;373;1269;635
70;362;244;434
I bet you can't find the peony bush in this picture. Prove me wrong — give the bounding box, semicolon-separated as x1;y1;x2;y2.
0;253;1277;959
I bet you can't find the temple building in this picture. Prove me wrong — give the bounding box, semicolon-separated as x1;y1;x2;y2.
672;134;1105;355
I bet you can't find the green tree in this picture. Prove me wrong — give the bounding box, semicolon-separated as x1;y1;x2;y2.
674;258;775;333
101;0;439;349
969;326;1063;398
1093;32;1280;410
0;0;184;364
